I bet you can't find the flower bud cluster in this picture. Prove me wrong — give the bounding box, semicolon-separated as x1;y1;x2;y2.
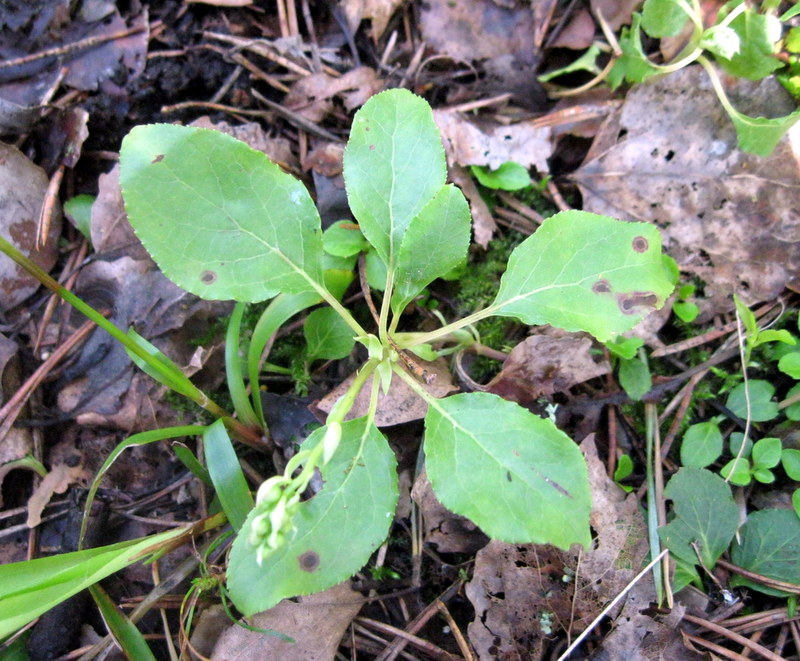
249;475;301;565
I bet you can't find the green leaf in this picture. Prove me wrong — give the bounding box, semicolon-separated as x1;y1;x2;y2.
89;584;157;661
752;467;775;483
721;457;752;486
726;380;779;422
120;124;325;302
391;184;471;315
609;14;662;88
754;329;796;348
424;392;591;549
605;336;644;360
492;211;673;343
786;383;800;421
673;300;699;322
614;454;634;492
470;162;532;191
641;0;691;37
782;448;800;480
717;6;782;80
725;105;800;158
226;417;398;615
226;302;259;427
63;194;94;241
203;420;254;531
304;307;356;362
680;422;723;468
752;437;782;469
729;431;753;458
779;351;800;378
731;508;800;595
343;89;447;267
659;467;739;568
538;44;602;82
619;355;651;401
323;221;369;257
700;25;741;59
793;489;800;519
781;3;800;21
0;528;185;639
124;328;203;400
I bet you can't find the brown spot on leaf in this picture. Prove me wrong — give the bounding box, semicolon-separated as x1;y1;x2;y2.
369;144;376;151
200;270;217;284
152;154;164;164
592;279;612;294
298;550;320;572
617;291;658;314
632;236;648;252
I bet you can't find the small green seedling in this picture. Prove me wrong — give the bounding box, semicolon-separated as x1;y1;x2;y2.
116;88;674;615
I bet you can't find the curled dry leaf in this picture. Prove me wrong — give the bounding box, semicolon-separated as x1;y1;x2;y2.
26;439;90;528
574;67;800;316
486;332;611;406
0;142;61;311
315;358;457;426
340;0;407;40
285;67;383;123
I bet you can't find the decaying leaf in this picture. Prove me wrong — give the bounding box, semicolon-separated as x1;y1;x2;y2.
434;109;552;172
487;331;611;405
315;359;457;426
285;67;383;123
26;439;90;528
340;0;407;40
465;436;649;660
448;164;497;248
574;67;800;316
0;141;61;311
411;470;488;554
211;582;362;661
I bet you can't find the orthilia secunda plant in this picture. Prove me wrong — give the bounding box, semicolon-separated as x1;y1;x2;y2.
117;88;674;615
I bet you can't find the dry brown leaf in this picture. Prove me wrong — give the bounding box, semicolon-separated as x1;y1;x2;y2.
285;67;383;123
26;439;89;528
411;470;488;554
449;164;497;248
314;359;457;426
211;582;362;660
91;164;150;260
550;9;597;49
574;67;800;316
0;142;61;311
420;0;537;62
434;109;553;172
486;331;611;405
590;0;641;29
465;436;649;660
340;0;406;40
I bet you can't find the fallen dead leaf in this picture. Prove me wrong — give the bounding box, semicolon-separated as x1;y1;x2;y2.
27;439;89;528
285;67;383;123
91;164;150;260
486;331;611;406
314;359;457;426
590;0;641;29
0;141;61;311
573;66;800;316
434;109;553;172
465;436;650;660
420;0;538;63
411;470;489;554
449;164;497;248
550;9;597;49
211;582;362;661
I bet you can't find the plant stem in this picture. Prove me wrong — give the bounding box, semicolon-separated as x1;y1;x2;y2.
395;306;498;348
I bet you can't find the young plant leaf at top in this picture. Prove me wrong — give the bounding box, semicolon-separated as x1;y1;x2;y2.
423;392;592;549
120;124;326;303
717;3;782;80
492;211;673;343
391;184;471;315
641;0;691;38
226;418;398;615
343;89;447;268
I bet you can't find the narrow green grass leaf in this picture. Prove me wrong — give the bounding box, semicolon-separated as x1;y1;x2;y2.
120;124;325;302
225;302;259;427
0;529;185;639
424;392;591;549
227;418;398;615
89;584;157;661
203;419;254;531
493;211;673;342
343;89;446;266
